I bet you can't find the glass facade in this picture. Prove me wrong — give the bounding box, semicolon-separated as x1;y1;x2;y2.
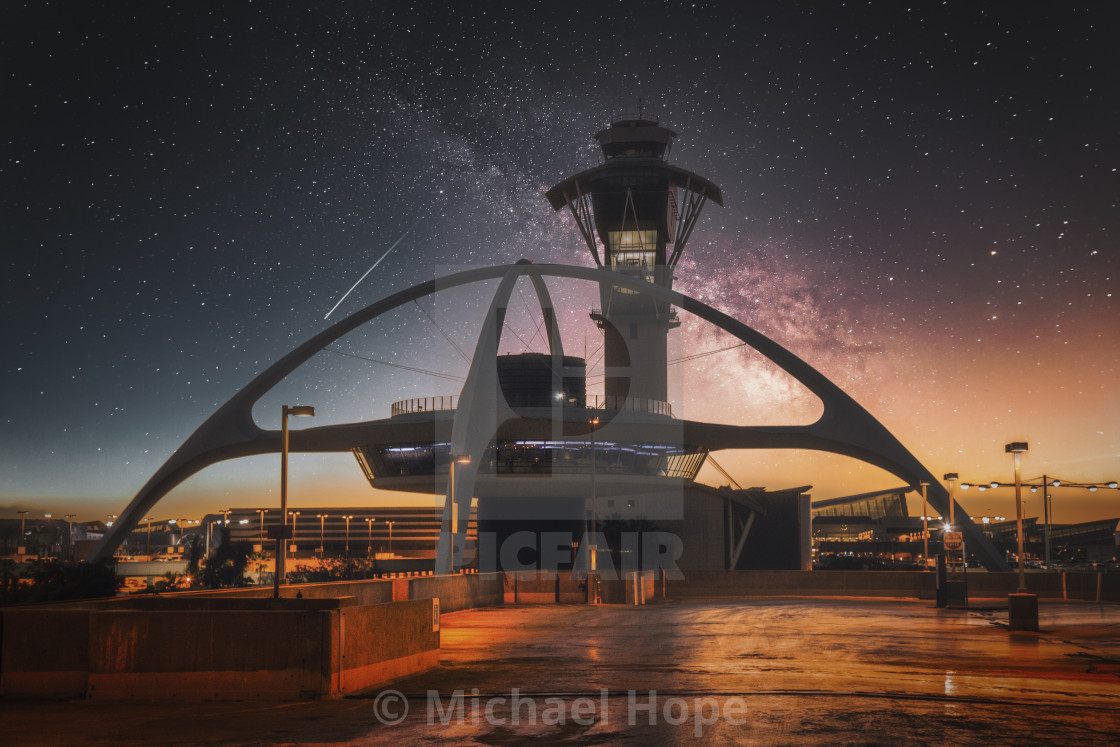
356;439;707;481
607;229;658;290
812;493;909;520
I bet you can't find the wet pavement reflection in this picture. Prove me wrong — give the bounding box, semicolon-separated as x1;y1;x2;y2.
5;598;1119;744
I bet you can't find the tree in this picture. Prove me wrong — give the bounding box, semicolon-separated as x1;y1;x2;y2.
199;526;252;588
0;558;120;605
286;557;384;583
143;571;184;593
184;533;205;580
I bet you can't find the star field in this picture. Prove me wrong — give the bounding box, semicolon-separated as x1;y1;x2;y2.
2;1;1116;523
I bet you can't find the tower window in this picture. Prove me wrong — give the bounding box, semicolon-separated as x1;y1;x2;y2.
607;230;658;270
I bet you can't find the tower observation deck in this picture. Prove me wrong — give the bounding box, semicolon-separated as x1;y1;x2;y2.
546;111;723;404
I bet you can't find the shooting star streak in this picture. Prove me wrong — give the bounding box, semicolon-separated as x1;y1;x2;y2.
324;218;421;319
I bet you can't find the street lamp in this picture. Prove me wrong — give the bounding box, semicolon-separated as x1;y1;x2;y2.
919;481;930;567
589;417;600;579
256;509;268;552
317;514;328;556
144;516;155;555
289;511;301;557
1005;441;1037;631
387;520;395;555
943;473;958;530
17;510;29;555
64;514;76;561
1006;442;1029;592
342;515;353;557
275;404;315;599
364;517;375;556
449;454;472;567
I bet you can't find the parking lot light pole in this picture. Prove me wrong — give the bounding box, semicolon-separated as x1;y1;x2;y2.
318;514;328;556
1005;441;1038;631
64;514;76;560
275;405;314;599
920;481;930;567
1006;442;1029;592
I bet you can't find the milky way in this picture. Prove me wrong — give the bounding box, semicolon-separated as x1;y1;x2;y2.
3;2;1116;522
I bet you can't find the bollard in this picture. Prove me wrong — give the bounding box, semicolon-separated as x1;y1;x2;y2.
1008;593;1039;631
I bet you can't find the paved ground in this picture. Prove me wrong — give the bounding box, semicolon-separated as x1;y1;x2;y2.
4;598;1119;744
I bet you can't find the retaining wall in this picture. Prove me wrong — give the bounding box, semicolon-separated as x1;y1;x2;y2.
1;597;438;700
667;569;1119;601
1;572;501;700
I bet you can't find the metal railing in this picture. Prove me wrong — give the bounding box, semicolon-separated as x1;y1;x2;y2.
390;395;458;418
586;394;673;418
611;112;659;125
389;393;672;418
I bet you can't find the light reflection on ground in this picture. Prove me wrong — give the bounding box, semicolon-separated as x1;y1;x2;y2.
4;598;1118;745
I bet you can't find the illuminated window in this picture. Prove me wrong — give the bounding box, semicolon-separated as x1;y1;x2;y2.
607;230;657;269
607;230;657;292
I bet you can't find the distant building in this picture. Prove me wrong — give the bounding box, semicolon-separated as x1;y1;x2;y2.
218;506;477;560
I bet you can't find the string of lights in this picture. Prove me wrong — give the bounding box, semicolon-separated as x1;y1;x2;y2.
960;478;1118;492
957;474;1118;568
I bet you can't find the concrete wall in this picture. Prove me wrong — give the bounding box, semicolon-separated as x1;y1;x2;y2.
667;570;1120;601
163;571;502;610
338;600;439;695
87;608;337;700
1;598;439;701
406;572;504;612
503;572;587;604
0;572;502;700
1;609;91;698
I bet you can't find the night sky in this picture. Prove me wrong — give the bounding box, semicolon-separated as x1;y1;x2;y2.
3;2;1117;526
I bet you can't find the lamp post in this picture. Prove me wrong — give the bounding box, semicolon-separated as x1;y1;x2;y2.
256;509;268;552
317;514;328;557
1006;442;1029;592
289;511;301;558
144;516;155;555
210;508;231;556
42;513;52;558
589;417;600;577
449;454;471;567
342;515;353;557
64;514;76;560
919;481;930;568
1040;475;1052;568
16;510;29;555
1004;441;1037;631
387;521;395;555
365;517;375;556
275;404;315;599
943;474;958;530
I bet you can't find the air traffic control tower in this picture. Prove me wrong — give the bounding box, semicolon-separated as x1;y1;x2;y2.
546;112;723;405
